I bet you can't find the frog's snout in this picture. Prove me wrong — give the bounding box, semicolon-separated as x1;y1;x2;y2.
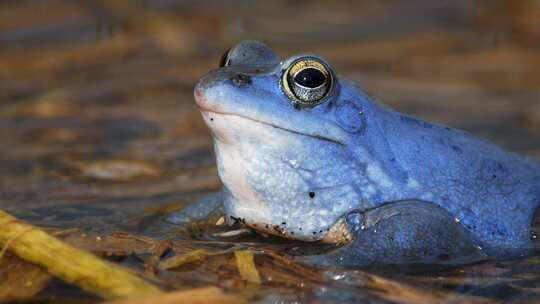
193;79;204;104
195;40;278;111
193;77;208;110
194;70;224;111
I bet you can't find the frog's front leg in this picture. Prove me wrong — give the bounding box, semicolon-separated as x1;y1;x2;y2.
304;201;488;267
163;191;224;225
139;192;224;236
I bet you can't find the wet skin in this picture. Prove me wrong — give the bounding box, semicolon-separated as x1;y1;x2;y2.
170;41;540;266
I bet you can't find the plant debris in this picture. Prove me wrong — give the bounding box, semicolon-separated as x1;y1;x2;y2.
234;250;262;285
0;210;161;300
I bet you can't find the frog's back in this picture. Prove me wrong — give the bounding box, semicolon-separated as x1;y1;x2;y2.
378;107;540;256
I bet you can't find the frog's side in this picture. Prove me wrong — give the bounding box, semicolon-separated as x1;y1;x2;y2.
170;41;540;266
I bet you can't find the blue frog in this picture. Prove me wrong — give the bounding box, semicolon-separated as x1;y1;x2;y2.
169;40;540;267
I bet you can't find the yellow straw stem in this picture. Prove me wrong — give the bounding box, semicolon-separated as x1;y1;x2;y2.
0;209;162;300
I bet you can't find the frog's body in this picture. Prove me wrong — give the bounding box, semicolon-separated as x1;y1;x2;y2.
173;41;540;266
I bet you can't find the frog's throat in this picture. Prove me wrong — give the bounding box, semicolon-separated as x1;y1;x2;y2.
240;216;353;244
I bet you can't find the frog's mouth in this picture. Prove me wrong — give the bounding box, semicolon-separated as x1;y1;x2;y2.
200;110;345;146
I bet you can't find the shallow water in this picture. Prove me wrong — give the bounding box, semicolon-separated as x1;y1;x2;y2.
1;1;540;303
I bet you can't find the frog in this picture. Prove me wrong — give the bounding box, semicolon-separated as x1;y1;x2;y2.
167;40;540;267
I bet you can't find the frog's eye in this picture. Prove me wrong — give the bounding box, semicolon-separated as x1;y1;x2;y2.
282;57;334;107
218;41;279;68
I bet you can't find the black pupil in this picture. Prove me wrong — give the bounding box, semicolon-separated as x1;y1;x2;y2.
293;68;326;88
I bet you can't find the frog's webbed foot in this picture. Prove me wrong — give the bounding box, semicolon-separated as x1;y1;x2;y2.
301;200;488;268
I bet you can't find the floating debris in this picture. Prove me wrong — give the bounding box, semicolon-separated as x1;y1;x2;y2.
158;249;207;270
234;250;261;285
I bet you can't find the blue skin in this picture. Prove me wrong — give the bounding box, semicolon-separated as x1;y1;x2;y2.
169;41;540;267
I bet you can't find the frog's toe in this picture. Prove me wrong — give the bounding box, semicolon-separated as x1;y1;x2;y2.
300;201;488;268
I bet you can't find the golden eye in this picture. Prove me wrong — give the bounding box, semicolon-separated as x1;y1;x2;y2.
282;58;334;107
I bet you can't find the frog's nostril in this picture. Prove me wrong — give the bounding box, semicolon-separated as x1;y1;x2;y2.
231;74;251;86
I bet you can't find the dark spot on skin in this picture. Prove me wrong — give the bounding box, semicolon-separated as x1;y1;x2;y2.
309;192;315;199
210;118;214;121
290;231;294;235
312;231;317;235
231;74;251;86
451;145;463;154
282;222;286;225
265;224;269;229
445;127;451;131
299;227;302;231
273;225;285;235
438;254;451;261
400;116;433;129
492;174;497;179
319;230;323;233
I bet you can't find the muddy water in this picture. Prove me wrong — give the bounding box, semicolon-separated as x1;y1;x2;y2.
1;1;540;303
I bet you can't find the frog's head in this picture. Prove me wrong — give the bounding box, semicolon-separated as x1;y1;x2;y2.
195;41;390;242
